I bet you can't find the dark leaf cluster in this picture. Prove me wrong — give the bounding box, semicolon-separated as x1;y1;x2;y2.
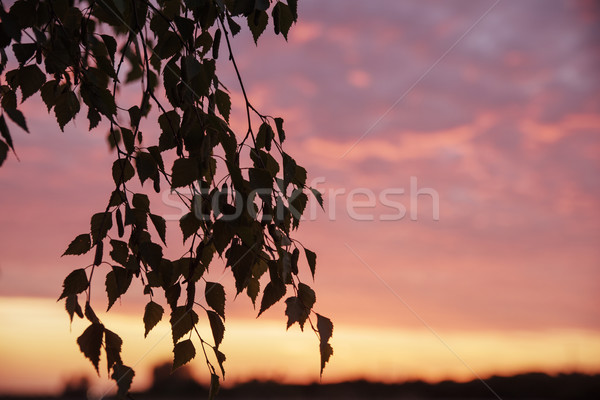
0;0;331;397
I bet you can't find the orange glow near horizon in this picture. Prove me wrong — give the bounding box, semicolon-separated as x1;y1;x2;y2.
1;297;599;396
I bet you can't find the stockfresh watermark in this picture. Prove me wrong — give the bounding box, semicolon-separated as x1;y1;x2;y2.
161;176;440;222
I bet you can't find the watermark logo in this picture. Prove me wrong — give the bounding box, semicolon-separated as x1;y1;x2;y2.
161;176;440;222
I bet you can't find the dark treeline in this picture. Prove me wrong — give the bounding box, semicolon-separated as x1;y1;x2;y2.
219;372;600;399
2;367;599;399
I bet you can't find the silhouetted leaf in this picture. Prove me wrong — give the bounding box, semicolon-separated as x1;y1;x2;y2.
255;0;270;11
77;323;104;374
155;30;182;59
104;329;123;373
0;25;9;50
100;34;117;63
63;234;92;256
0;1;329;390
165;283;181;310
186;55;204;82
40;80;58;111
310;187;324;210
80;83;116;117
128;106;141;129
290;190;308;225
148;146;165;171
255;122;273;151
1;88;16;112
206;310;224;348
107;129;121;150
282;152;296;191
112;159;135;184
288;0;298;21
319;342;333;376
246;277;260;306
65;294;84;323
163;59;181;109
304;248;316;278
251;149;279;177
172;339;196;371
285;296;309;330
298;283;316;310
12;43;36;64
85;302;101;324
143;301;164;338
6;108;28;132
111;364;134;398
205;282;225;319
139;241;163;270
194;30;213;57
88;107;101;130
249;167;272;190
212;219;233;255
170;306;198;344
121;128;135;154
171;157;199;188
189;58;215;97
109;240;128;265
215;89;230;122
124;205;148;229
109;190;126;207
90;212;112;244
293;165;307;187
132;193;150;213
105;266;132;310
59;268;89;299
136;151;158;185
18;65;45;103
226;14;241;36
149;213;167;244
213;347;226;377
317;313;334;375
247;10;268;44
0;140;7;166
228;244;255;294
174;16;194;43
317;313;333;344
272;1;294;40
54;90;80;131
126;63;143;83
180;212;200;243
4;68;18;89
209;373;220;400
258;280;286;317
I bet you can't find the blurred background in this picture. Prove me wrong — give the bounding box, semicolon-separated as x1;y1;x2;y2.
1;0;599;398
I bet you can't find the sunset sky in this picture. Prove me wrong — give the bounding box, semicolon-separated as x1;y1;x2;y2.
1;0;599;397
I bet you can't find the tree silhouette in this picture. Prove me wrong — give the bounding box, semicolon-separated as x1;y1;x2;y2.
0;0;332;397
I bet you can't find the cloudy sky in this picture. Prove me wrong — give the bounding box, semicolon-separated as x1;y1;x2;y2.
1;0;599;396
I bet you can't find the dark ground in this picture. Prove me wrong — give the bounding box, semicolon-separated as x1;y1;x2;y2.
1;371;599;399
